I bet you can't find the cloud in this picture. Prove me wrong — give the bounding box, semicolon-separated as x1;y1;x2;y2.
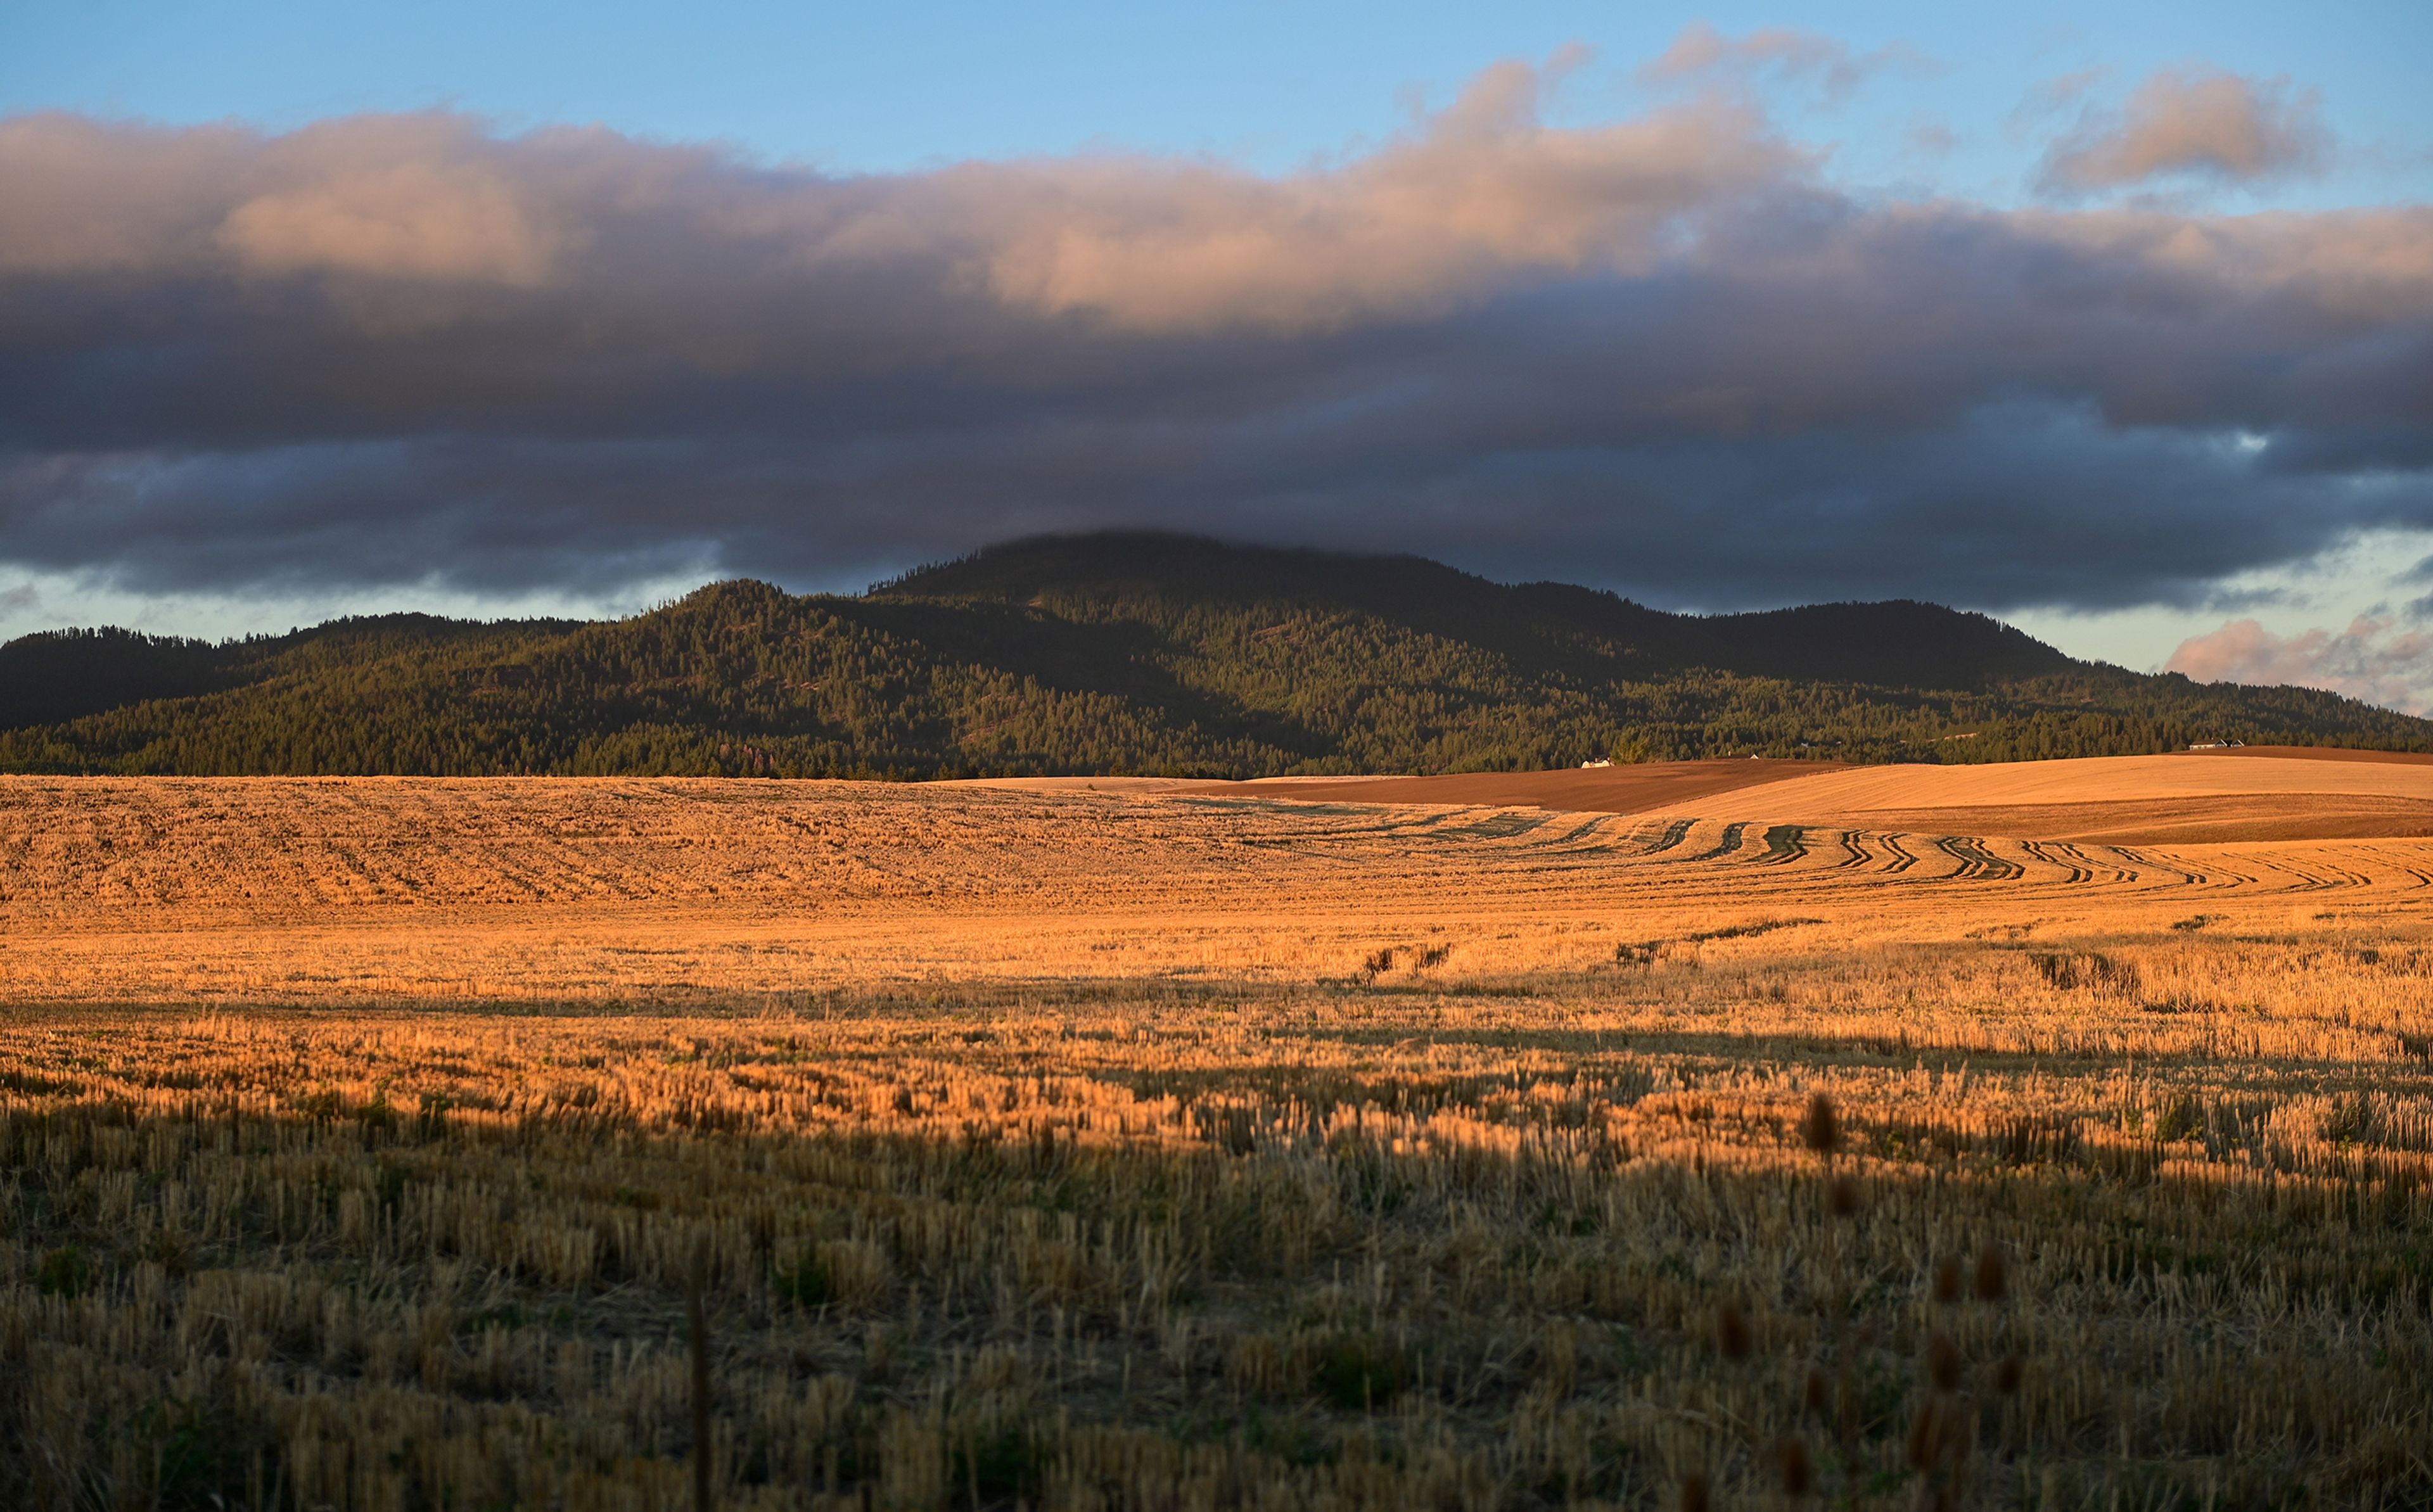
216;162;561;285
1640;23;1921;103
1905;121;1959;158
0;51;2428;617
0;112;564;284
2168;616;2433;715
961;76;1803;334
1;75;1806;339
2038;67;2333;194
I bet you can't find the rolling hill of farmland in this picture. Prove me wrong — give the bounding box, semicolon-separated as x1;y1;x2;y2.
4;763;2430;1505
1;531;2427;776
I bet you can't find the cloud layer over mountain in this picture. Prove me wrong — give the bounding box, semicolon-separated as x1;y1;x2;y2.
3;51;2429;611
2169;615;2433;716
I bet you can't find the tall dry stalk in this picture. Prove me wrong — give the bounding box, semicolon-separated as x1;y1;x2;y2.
691;1240;715;1512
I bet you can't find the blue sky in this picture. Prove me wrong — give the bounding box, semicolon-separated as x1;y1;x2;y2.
3;2;2431;705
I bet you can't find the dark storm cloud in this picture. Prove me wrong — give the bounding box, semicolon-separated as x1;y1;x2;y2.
1;55;2429;611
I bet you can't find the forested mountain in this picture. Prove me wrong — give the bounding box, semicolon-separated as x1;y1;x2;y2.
2;533;2425;777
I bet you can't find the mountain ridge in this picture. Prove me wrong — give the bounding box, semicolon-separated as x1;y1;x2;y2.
878;532;2074;691
1;531;2424;777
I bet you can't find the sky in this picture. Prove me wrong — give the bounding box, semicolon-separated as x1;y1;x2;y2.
3;1;2431;707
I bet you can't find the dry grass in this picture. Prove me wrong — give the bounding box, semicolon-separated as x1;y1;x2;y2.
3;773;2430;1509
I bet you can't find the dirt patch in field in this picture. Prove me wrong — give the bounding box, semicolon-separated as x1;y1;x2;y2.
1180;759;1838;813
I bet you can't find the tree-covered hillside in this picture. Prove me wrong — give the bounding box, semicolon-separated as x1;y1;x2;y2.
2;533;2425;777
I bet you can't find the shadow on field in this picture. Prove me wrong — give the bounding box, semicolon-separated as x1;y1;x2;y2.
4;1002;2430;1511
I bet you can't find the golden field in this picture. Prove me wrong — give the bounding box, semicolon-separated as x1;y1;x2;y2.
3;755;2430;1509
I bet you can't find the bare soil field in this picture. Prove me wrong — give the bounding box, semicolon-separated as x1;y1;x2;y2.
3;766;2429;1509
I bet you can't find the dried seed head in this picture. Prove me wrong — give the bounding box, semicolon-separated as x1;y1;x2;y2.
1716;1302;1754;1363
1925;1331;1963;1394
1776;1437;1813;1497
1993;1353;2024;1395
1905;1401;1941;1471
1940;1397;1975;1464
1679;1470;1712;1512
1828;1173;1862;1218
1803;1363;1832;1416
1801;1093;1841;1155
1933;1255;1964;1306
1974;1243;2009;1302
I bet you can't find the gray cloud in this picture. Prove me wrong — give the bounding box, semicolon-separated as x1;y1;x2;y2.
2037;67;2334;194
1;55;2429;615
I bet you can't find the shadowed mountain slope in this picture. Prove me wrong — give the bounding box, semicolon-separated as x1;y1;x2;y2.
2;533;2424;776
884;533;2073;691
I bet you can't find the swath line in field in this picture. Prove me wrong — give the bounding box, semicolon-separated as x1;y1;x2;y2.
1936;835;2023;882
1640;818;1696;855
1678;821;1751;863
1758;825;1811;865
2019;841;2092;884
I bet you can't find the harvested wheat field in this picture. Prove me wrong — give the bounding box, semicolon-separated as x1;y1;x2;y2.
1635;749;2433;847
1193;747;2433;846
4;760;2431;1510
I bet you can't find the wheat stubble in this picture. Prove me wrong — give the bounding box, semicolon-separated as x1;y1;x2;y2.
2;770;2428;1509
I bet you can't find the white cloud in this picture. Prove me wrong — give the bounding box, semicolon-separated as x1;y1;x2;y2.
2167;615;2433;714
1640;23;1923;103
2038;67;2332;194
